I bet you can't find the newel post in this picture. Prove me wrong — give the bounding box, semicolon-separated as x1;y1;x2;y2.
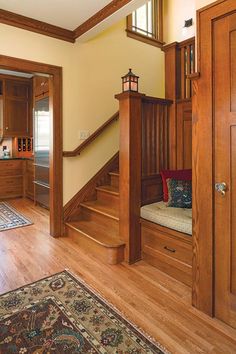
115;91;144;263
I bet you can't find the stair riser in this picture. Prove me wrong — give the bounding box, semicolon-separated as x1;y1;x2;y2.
81;207;119;230
110;175;119;188
96;190;119;207
66;225;124;265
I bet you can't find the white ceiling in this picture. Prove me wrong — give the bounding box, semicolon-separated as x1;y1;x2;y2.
0;0;112;30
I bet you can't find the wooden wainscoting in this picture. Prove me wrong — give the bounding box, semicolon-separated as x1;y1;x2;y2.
141;174;163;206
176;98;192;169
141;99;169;176
141;97;170;206
162;37;195;169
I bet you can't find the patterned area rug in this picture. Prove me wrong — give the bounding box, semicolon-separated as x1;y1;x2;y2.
0;202;32;231
0;270;168;353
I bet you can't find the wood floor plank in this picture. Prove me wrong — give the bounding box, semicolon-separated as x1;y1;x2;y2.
0;198;236;353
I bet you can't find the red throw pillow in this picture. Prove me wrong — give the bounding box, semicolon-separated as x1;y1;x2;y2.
160;169;192;202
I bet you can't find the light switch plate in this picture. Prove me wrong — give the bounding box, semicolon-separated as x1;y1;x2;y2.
78;130;90;140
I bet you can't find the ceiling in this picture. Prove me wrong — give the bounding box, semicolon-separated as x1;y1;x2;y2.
0;0;112;30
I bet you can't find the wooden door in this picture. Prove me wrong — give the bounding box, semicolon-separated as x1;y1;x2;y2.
214;12;236;328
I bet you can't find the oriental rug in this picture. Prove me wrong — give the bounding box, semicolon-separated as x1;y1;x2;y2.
0;270;168;353
0;202;32;231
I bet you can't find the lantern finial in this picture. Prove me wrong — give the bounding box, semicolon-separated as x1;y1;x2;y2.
122;69;139;93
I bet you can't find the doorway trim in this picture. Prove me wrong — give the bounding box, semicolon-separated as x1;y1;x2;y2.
0;54;63;237
192;0;235;316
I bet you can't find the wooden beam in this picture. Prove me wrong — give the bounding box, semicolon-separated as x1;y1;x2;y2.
0;1;134;42
0;9;75;43
74;0;133;38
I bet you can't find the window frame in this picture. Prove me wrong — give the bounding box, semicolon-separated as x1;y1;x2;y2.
126;0;164;48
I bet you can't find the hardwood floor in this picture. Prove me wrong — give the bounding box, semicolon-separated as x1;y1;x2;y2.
1;198;236;353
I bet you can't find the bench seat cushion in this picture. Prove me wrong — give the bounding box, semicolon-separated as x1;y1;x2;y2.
141;201;192;235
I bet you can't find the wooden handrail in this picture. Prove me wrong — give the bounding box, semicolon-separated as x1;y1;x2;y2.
63;111;119;157
142;96;173;105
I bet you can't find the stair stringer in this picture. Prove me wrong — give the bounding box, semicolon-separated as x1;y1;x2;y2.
63;152;119;222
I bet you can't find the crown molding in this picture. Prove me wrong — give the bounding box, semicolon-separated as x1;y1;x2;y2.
0;0;133;43
74;0;132;39
0;9;75;43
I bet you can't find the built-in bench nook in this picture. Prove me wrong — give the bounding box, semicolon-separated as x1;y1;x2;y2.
141;202;192;286
141;202;192;235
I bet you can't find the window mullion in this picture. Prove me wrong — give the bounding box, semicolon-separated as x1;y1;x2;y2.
127;0;163;47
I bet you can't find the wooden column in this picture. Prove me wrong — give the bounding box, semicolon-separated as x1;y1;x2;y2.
115;92;144;263
162;42;180;169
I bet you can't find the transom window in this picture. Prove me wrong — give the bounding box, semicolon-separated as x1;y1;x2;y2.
126;0;163;47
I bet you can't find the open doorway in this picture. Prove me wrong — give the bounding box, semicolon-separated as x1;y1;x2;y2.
0;55;63;237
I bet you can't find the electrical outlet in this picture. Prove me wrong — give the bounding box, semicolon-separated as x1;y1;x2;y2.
78;130;90;140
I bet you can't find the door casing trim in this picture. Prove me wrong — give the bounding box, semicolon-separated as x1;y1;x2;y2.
0;54;63;237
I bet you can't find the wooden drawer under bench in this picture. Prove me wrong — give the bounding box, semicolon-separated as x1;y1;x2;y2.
141;218;192;286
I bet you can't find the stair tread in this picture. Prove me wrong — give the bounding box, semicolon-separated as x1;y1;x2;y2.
80;200;119;220
96;185;119;195
66;220;124;248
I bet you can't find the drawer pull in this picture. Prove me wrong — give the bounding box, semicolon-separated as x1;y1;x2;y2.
164;246;176;253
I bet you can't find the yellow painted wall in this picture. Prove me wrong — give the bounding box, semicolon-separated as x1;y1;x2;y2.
196;0;215;9
0;19;164;204
164;0;196;44
164;0;216;44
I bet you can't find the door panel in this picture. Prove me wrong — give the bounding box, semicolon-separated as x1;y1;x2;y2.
214;12;236;328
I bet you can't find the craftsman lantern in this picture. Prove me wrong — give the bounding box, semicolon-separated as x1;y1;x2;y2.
122;69;139;92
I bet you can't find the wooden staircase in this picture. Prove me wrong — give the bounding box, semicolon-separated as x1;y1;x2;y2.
65;170;125;264
64;96;172;265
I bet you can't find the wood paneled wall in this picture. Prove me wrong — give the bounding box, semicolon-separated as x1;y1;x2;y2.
116;92;172;263
141;98;170;205
162;42;180;169
162;38;195;170
142;101;169;176
176;99;192;169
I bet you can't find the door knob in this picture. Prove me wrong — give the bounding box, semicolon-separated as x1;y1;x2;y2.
215;182;227;196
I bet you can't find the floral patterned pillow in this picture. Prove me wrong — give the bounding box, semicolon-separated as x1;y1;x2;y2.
166;178;192;208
